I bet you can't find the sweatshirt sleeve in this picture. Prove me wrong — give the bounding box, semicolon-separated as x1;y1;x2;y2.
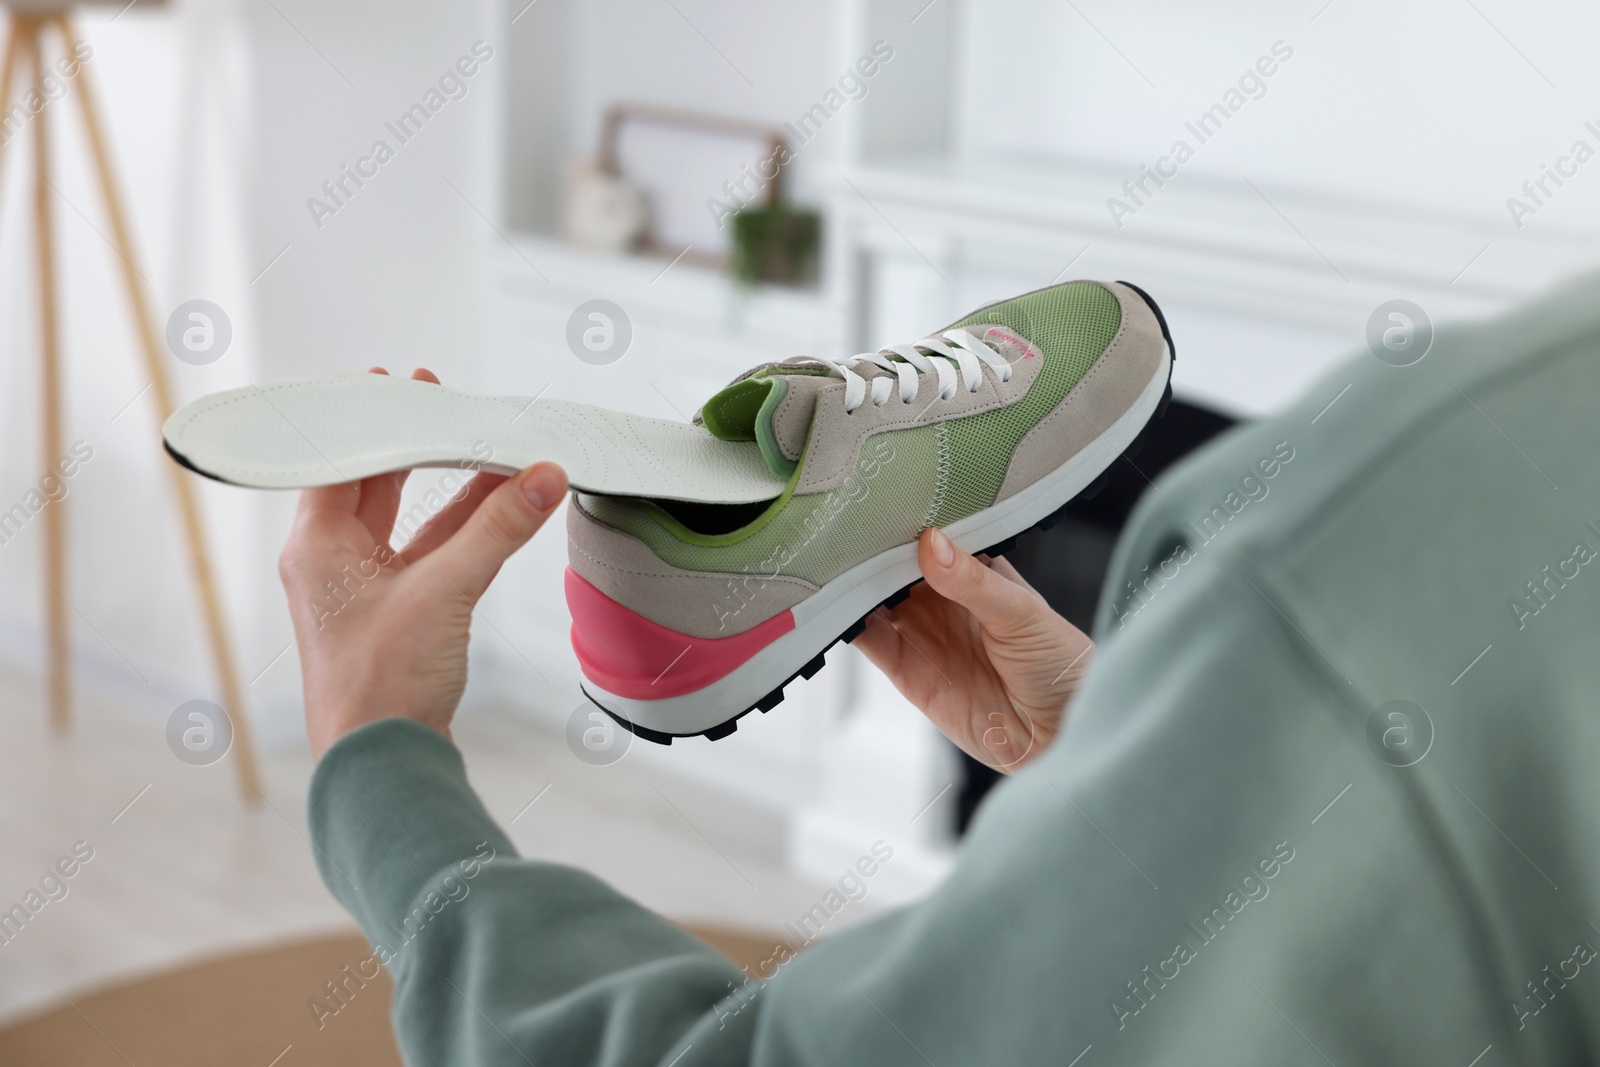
307;718;758;1067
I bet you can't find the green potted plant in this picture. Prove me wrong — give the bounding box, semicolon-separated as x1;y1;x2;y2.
729;204;821;288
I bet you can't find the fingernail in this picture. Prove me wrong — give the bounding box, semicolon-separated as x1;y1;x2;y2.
520;466;563;510
929;527;956;568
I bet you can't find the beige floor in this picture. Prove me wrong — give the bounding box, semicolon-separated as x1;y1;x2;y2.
0;661;862;1027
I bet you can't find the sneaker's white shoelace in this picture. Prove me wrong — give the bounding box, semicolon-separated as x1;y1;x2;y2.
822;329;1014;414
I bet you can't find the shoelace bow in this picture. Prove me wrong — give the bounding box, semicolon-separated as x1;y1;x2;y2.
822;330;1014;414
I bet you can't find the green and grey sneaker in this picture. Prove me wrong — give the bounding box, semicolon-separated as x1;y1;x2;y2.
568;279;1174;742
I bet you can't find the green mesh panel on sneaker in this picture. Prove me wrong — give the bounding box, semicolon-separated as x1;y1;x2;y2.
581;424;941;588
929;281;1122;526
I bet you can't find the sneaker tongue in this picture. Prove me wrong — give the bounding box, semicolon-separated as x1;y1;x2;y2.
698;366;831;478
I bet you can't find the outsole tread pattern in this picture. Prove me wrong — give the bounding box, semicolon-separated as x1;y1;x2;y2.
592;283;1178;745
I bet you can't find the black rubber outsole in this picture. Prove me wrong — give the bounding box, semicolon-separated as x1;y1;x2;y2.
589;282;1177;746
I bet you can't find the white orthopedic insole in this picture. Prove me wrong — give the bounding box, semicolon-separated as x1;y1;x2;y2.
162;374;788;504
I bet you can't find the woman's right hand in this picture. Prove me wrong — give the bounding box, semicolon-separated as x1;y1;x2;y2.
850;528;1093;773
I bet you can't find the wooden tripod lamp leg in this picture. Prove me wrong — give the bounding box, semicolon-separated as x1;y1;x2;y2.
22;19;73;731
52;15;263;798
0;20;24;244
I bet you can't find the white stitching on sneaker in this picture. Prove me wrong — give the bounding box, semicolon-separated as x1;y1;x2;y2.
926;422;950;531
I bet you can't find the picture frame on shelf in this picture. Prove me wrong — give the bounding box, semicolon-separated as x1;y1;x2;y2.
598;102;787;269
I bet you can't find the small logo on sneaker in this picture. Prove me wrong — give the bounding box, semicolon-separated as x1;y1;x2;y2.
983;327;1036;358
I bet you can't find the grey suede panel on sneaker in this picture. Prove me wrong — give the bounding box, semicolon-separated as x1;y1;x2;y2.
995;282;1168;503
794;328;1045;497
567;498;819;638
771;375;830;462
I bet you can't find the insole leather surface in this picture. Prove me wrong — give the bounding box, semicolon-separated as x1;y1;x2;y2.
162;374;788;503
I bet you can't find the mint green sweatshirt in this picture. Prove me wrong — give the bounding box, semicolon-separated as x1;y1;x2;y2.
310;275;1600;1065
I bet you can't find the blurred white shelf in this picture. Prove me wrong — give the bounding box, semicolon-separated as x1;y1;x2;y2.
831;154;1599;331
495;232;844;357
825;154;1600;418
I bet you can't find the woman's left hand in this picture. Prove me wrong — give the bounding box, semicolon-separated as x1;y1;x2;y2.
277;368;568;758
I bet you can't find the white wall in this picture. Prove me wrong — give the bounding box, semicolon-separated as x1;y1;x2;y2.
504;0;848;232
244;0;495;380
959;0;1600;230
240;0;501;742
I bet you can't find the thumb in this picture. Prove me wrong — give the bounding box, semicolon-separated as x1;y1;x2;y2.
917;527;1047;639
422;462;568;602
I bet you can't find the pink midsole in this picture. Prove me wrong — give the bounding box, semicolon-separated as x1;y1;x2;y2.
565;569;795;699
